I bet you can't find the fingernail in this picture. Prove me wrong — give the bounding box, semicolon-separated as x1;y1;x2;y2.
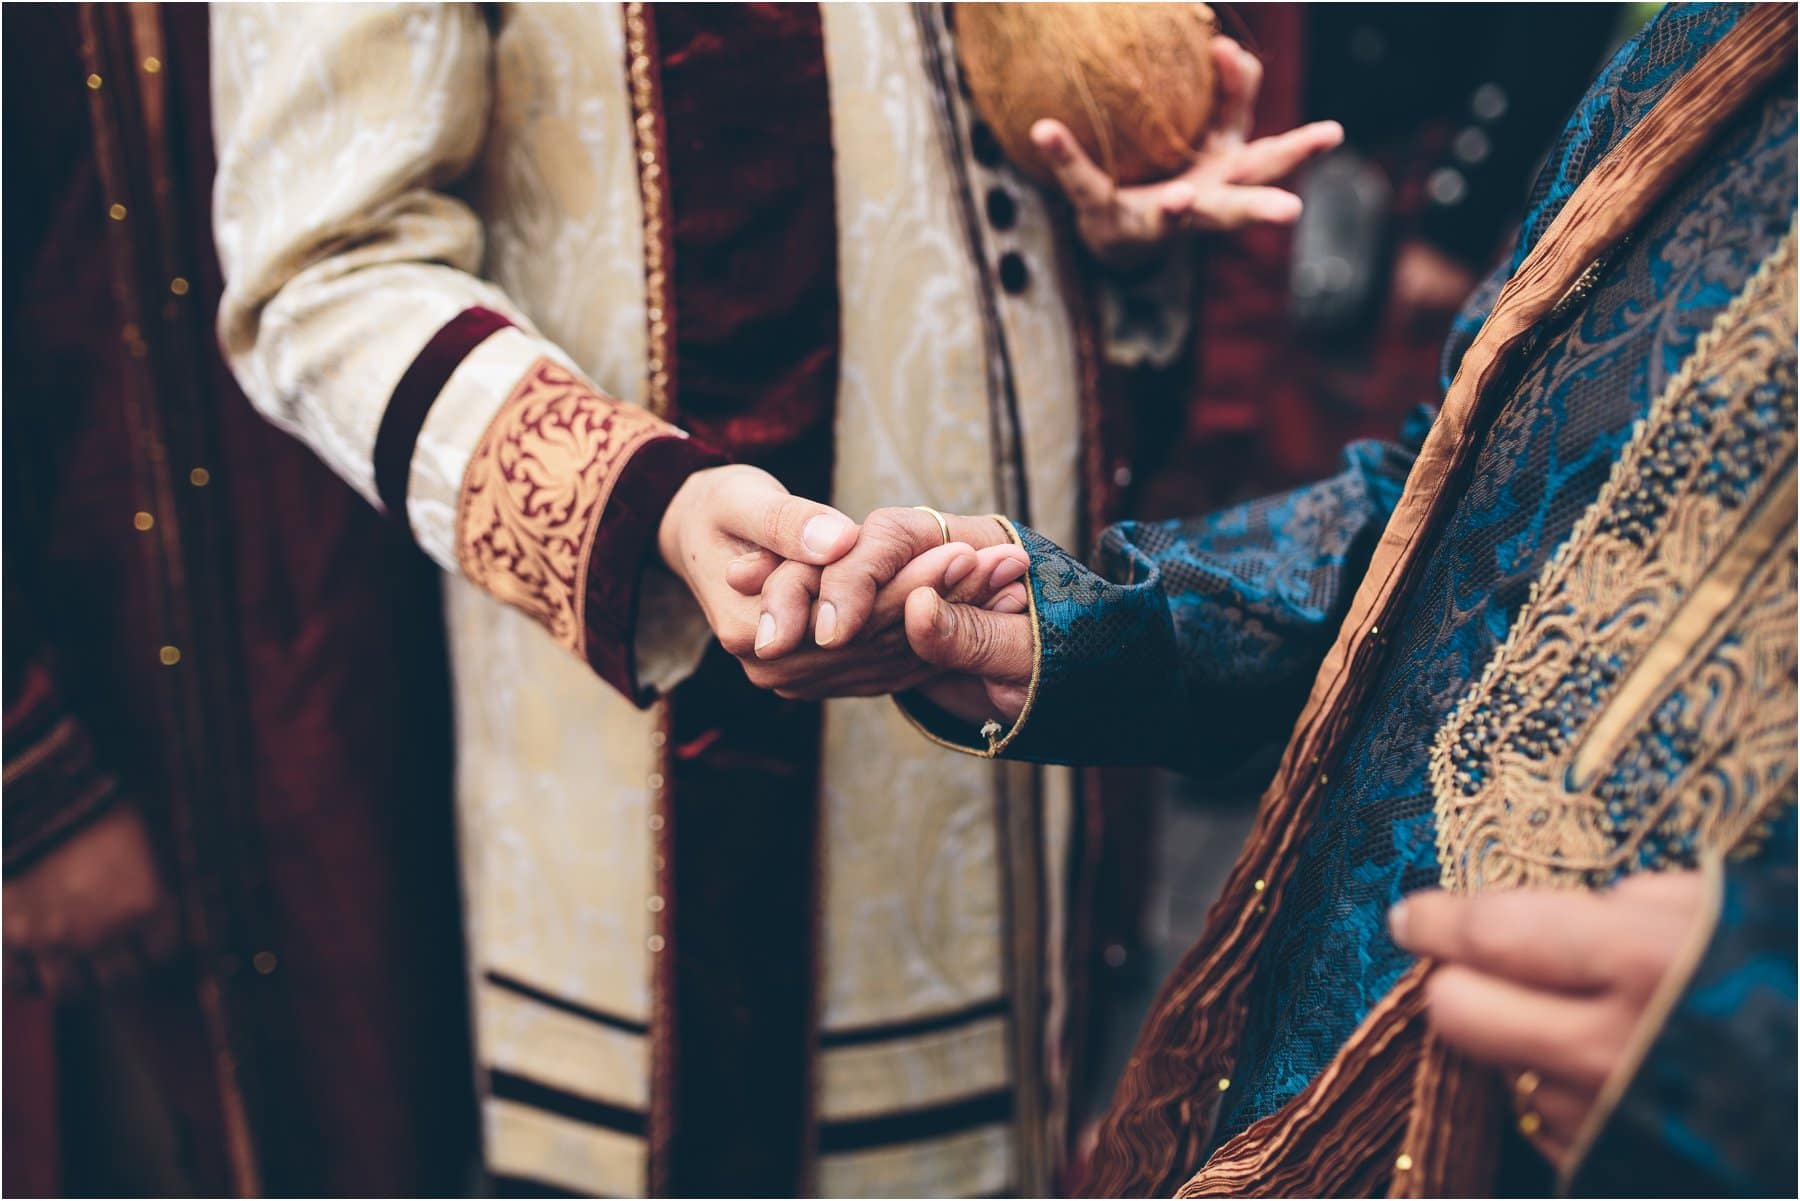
755;612;776;653
990;557;1028;589
931;591;954;638
815;601;837;646
992;594;1027;615
945;553;976;588
1388;900;1410;944
802;514;850;557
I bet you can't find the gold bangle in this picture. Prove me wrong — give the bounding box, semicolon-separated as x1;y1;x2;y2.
913;505;952;547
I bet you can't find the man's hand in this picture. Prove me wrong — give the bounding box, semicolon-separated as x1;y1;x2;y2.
4;805;181;997
1391;872;1710;1172
1036;36;1344;268
904;587;1035;726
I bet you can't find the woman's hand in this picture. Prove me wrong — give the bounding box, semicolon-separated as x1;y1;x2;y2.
1036;36;1344;268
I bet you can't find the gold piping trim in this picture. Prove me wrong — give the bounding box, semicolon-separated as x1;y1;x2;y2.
624;1;672;420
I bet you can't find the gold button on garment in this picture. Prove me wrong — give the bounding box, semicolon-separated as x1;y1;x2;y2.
142;56;162;74
1395;1153;1414;1173
647;935;666;953
1253;878;1266;892
189;467;211;487
1217;1077;1231;1092
1518;1111;1543;1136
647;896;665;913
133;511;155;531
252;951;278;975
109;203;127;221
159;645;181;666
169;276;190;296
86;73;103;90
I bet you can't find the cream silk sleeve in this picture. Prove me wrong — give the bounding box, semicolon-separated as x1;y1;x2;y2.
211;4;721;699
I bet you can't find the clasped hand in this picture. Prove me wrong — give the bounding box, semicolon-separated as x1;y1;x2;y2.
658;466;1035;712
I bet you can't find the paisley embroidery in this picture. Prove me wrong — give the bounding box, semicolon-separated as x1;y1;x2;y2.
457;357;676;655
1432;230;1798;892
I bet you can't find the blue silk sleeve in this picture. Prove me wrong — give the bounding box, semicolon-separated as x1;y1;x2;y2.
901;413;1426;772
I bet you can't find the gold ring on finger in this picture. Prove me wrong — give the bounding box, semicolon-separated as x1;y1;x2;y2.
913;505;952;547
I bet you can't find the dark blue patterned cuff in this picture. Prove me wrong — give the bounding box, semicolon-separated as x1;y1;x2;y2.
896;521;1187;764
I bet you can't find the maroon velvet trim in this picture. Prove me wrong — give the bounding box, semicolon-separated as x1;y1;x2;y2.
373;306;514;527
648;4;840;1193
579;432;726;702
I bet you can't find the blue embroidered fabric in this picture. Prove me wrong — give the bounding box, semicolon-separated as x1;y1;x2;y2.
1217;6;1795;1159
929;3;1798;1188
897;430;1422;769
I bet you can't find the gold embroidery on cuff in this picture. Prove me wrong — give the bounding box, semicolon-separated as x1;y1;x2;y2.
457;357;676;657
1430;227;1798;893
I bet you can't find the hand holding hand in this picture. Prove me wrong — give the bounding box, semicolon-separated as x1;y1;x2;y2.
725;505;1031;701
4;805;181;997
1391;871;1710;1173
1036;36;1344;268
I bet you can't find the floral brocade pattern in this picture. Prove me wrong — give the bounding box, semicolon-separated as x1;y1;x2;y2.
1432;233;1797;892
456;357;677;656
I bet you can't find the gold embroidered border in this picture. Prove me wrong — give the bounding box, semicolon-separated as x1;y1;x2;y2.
1430;225;1798;894
456;357;675;657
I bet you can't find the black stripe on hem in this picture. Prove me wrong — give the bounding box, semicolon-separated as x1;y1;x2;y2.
488;1070;647;1138
816;1088;1013;1154
485;971;650;1036
818;996;1009;1048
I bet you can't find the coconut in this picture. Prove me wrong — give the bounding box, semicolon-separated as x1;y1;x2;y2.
955;2;1218;187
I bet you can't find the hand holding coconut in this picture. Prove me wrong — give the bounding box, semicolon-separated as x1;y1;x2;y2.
957;4;1344;268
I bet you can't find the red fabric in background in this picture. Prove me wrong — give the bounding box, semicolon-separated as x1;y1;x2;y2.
1140;3;1454;517
2;998;58;1197
4;7;474;1192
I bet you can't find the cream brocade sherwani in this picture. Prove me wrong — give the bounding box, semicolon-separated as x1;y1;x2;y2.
211;4;1143;1196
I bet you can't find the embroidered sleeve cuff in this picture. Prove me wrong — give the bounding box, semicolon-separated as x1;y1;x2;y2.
3;657;124;876
455;357;726;703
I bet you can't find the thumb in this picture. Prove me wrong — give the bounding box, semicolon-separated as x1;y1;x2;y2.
904;587;1033;682
713;467;859;565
